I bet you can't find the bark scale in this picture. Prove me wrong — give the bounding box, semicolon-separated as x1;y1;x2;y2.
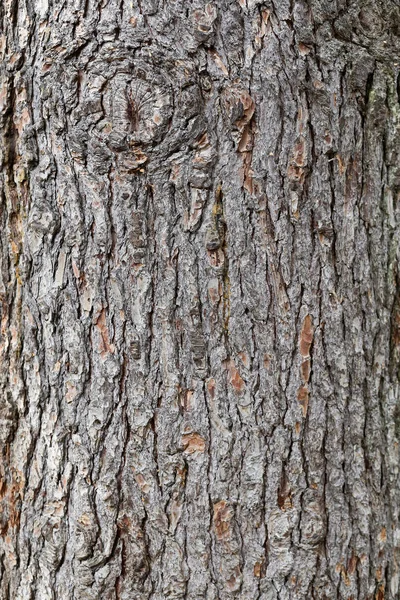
1;1;400;599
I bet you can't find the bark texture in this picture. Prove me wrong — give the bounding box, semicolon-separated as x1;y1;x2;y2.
1;1;400;599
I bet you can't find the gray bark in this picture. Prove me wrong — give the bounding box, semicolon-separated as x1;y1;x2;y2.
1;0;400;599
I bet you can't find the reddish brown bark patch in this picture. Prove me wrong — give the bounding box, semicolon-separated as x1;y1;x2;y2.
299;314;314;357
0;468;24;536
300;358;311;383
117;515;132;533
213;500;234;541
253;560;266;578
96;308;115;356
238;351;249;368
297;385;309;417
207;378;216;399
298;42;311;56
226;565;241;591
226;360;245;394
179;388;194;411
182;432;206;454
347;552;358;575
277;476;292;511
375;584;385;600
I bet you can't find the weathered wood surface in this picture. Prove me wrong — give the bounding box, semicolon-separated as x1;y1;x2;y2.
1;0;400;598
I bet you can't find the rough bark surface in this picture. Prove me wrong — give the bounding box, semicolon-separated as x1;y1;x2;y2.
1;1;400;599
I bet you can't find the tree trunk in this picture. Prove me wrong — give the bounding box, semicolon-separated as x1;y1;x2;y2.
1;1;400;598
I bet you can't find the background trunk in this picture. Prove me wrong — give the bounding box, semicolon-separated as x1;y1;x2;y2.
1;1;400;599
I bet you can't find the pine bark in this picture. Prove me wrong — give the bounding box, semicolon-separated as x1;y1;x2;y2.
1;1;400;599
